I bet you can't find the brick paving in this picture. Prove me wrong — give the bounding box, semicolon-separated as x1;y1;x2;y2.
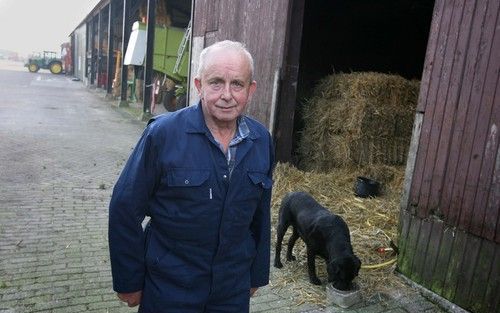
0;64;141;313
0;61;466;313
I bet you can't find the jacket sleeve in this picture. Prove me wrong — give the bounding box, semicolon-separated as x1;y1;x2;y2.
108;124;160;293
249;134;275;288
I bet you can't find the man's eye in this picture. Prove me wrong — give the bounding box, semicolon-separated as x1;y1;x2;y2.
209;81;222;89
231;82;244;89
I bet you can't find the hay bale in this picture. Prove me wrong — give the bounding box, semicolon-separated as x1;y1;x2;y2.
270;162;410;307
298;72;420;171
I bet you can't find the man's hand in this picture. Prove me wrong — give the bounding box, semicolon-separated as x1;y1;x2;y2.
250;287;258;297
117;291;142;307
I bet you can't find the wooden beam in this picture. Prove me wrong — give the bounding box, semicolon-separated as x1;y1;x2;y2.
401;112;423;214
107;2;115;95
90;18;97;86
274;0;305;163
142;0;156;118
85;21;90;82
120;0;132;105
97;11;102;87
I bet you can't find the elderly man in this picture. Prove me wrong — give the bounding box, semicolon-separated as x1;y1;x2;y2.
108;40;274;313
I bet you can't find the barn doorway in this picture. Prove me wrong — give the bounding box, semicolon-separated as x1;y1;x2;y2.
291;0;435;162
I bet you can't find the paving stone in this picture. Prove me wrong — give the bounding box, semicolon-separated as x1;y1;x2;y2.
250;302;274;312
403;299;439;312
52;305;87;313
251;292;282;304
384;309;409;313
349;303;388;313
323;305;356;313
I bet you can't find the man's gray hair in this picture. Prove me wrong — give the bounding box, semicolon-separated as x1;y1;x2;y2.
196;40;254;81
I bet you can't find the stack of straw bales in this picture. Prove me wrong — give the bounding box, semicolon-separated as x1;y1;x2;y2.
298;72;420;171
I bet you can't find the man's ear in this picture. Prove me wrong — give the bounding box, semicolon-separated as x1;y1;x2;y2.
194;78;202;96
248;80;257;100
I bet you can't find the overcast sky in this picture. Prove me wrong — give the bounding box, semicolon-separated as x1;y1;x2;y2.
0;0;101;56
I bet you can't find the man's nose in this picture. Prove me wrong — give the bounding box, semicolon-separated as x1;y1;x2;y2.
220;83;232;100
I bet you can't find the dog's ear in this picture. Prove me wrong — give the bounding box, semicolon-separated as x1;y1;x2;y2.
327;260;340;282
328;260;340;273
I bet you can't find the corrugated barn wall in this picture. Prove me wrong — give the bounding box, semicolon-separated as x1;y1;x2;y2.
398;0;500;312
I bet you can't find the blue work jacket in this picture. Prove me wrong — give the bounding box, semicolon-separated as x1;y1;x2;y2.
109;102;274;312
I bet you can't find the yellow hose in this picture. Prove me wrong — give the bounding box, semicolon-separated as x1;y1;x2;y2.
361;258;397;269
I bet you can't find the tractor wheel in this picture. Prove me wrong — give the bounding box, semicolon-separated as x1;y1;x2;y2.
49;62;63;74
176;94;187;110
28;63;39;73
162;89;176;111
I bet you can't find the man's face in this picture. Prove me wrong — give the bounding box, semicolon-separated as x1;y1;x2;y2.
195;49;256;127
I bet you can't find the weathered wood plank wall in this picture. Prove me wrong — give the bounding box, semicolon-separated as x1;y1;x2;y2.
399;212;500;312
191;0;290;128
399;0;500;312
408;0;500;241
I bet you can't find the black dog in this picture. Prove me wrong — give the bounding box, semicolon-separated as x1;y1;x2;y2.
274;191;361;290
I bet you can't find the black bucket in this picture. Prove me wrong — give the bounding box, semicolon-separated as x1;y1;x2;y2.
354;176;381;198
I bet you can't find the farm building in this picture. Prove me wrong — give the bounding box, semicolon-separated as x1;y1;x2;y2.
70;0;499;312
69;0;191;112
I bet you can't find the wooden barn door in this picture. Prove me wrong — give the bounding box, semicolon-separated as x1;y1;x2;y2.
189;0;294;133
398;1;500;312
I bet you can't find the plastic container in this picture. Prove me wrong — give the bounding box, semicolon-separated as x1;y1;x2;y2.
326;282;362;308
354;176;380;198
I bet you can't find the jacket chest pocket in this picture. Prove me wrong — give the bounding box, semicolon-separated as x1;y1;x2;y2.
246;171;273;198
231;170;272;223
160;168;211;203
248;171;272;188
167;169;210;186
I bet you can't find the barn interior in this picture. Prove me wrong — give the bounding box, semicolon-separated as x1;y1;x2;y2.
270;0;437;304
96;0;191;104
292;0;435;160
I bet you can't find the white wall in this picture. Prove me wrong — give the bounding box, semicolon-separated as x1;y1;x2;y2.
73;24;87;83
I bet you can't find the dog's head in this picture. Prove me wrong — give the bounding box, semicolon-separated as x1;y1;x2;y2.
327;254;361;291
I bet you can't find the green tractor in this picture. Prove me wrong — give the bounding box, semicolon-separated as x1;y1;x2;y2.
25;51;63;74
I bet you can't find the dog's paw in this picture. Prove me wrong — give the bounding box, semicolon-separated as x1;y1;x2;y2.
286;255;296;261
274;261;283;268
310;277;322;285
